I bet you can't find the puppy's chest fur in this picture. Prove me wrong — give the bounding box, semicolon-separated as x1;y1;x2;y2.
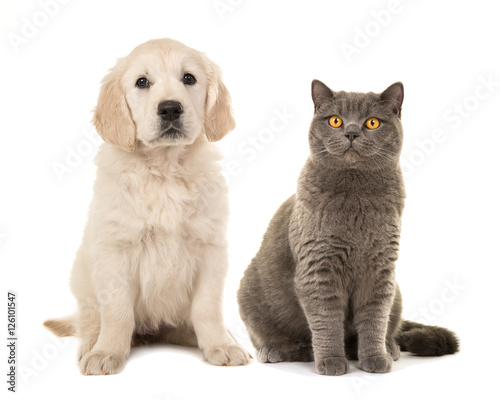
123;161;208;230
93;144;227;327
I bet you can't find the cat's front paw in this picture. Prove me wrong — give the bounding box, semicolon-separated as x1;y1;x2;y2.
204;343;251;366
315;356;349;376
360;353;393;373
79;350;126;375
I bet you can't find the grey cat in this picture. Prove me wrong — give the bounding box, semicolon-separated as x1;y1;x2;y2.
237;80;459;375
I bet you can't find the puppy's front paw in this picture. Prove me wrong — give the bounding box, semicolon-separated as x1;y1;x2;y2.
315;356;349;376
360;353;393;373
204;343;251;366
79;350;126;375
77;337;98;362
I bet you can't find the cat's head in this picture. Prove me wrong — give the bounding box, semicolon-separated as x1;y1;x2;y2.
309;80;404;170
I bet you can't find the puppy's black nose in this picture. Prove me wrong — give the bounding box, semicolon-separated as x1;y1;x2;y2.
344;131;361;143
157;101;183;121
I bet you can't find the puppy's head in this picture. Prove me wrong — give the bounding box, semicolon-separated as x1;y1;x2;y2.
93;38;235;152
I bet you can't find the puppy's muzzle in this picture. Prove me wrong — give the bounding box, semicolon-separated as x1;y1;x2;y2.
158;101;183;121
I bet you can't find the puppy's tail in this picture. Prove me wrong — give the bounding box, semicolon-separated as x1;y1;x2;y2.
395;320;459;356
43;314;76;337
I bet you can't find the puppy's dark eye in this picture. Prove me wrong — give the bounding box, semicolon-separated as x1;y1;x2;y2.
136;77;150;88
183;73;196;85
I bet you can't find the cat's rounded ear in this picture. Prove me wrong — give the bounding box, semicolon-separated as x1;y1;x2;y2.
312;79;334;111
380;82;404;117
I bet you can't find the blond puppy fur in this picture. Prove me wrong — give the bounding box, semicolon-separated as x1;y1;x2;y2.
44;38;250;375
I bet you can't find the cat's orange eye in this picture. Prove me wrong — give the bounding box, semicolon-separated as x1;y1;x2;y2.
365;118;380;130
329;116;343;128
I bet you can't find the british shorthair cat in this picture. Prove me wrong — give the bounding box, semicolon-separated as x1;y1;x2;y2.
237;80;458;375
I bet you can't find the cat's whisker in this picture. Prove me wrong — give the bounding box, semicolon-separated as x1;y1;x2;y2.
373;151;396;163
370;155;387;171
367;144;399;164
313;148;329;156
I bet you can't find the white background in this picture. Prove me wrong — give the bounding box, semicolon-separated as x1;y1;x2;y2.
1;0;499;399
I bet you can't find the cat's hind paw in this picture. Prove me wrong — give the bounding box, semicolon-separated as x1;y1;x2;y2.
257;343;314;363
386;341;400;361
257;346;286;363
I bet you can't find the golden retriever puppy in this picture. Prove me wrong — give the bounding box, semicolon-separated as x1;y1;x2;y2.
44;38;250;375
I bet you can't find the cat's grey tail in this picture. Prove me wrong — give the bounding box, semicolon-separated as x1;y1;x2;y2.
395;320;459;356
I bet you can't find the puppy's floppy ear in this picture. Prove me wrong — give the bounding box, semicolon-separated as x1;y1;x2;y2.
92;62;136;152
204;60;236;142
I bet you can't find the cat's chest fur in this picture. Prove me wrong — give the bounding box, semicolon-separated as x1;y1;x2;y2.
291;162;405;269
